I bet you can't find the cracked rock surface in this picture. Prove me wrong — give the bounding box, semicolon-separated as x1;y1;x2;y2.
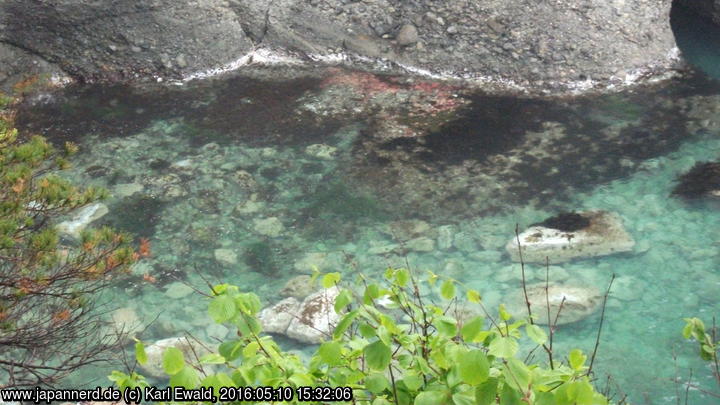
0;0;681;93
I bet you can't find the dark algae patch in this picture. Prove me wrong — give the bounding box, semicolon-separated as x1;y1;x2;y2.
672;161;720;199
378;94;555;166
15;75;342;148
532;212;590;232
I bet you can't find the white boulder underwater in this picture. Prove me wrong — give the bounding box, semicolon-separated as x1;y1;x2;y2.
506;211;635;264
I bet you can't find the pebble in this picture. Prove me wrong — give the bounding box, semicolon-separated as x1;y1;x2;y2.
214;248;238;265
396;24;419;46
253;217;285;237
437;225;455;250
164;282;195;299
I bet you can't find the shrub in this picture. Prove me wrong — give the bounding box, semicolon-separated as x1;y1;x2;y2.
0;99;139;387
116;268;611;404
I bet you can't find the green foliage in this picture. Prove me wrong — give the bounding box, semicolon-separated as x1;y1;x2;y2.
0;99;138;387
682;317;719;364
681;317;720;398
112;267;612;405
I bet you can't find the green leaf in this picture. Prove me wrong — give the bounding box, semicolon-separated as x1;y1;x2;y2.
402;375;424;391
415;391;446;405
201;373;235;393
568;349;587;371
458;350;490;385
461;316;485;342
396;268;410;287
334;289;353;314
488;336;518;358
318;341;343;366
242;341;259;358
364;340;392;370
162;347;185;376
199;353;226;364
169;366;199;388
504;358;531;391
526;324;548;346
435;316;458;337
208;294;237;323
475;378;498;405
322;272;341;288
467;289;482;303
218;340;243;361
488;336;518;359
452;392;475;405
333;310;359;339
440;280;456;300
365;373;390;394
499;383;522;405
573;380;595;405
134;342;147;365
499;304;512;321
427;271;439;286
359;323;377;339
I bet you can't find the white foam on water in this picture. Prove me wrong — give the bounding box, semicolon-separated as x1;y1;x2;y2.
172;47;682;96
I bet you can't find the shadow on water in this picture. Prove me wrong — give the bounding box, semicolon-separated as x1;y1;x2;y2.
348;71;720;219
379;95;557;166
15;76;342;147
672;2;720;81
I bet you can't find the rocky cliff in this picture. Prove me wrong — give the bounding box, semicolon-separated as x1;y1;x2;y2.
0;0;681;94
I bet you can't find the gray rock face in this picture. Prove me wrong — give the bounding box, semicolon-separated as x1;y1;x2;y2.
0;0;254;83
0;0;681;93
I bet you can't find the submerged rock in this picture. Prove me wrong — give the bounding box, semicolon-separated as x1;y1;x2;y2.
305;144;338;160
253;217;285;237
280;275;319;299
258;297;302;335
672;161;720;199
293;252;343;274
286;287;340;344
506;211;635;263
509;283;602;325
140;337;212;378
111;307;142;338
56;203;109;239
214;248;238;266
259;288;340;344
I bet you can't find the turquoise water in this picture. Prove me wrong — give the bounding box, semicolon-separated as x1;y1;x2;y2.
12;10;720;403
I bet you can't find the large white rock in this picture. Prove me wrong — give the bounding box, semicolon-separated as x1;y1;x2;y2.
506;211;634;263
140;337;211;378
509;283;602;325
56;203;109;239
286;287;340;344
258;297;302;334
259;288;342;344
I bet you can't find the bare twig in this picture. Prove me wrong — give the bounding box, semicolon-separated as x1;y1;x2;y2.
587;274;615;376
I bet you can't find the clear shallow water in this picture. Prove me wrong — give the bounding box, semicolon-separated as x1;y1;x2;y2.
12;16;720;403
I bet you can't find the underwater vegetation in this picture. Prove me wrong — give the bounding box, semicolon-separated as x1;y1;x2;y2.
106;194;168;238
672;161;720;199
531;212;591;232
244;240;278;275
